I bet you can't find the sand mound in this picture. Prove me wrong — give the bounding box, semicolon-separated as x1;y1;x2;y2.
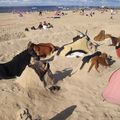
0;32;26;42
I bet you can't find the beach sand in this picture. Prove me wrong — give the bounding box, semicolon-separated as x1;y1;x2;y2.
0;10;120;120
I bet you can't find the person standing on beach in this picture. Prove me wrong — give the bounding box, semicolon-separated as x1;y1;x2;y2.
39;11;42;16
38;22;43;29
110;9;113;19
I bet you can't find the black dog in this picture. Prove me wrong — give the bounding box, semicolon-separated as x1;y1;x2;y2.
0;48;37;79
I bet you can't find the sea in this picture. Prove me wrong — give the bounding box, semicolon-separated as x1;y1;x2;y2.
0;6;74;13
0;6;119;13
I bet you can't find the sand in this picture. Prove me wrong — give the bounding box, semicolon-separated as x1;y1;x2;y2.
0;10;120;120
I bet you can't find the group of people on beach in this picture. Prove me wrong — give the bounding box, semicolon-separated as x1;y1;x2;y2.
78;8;118;19
79;9;95;17
38;21;53;29
25;21;53;31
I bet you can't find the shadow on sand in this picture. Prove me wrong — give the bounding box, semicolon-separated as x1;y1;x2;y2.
53;68;73;84
49;105;77;120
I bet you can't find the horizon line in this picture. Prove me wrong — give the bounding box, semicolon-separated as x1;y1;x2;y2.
0;5;120;7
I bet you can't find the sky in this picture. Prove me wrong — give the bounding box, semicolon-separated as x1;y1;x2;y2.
0;0;120;7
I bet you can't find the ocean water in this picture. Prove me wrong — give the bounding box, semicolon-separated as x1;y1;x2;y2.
0;6;119;13
0;6;57;13
0;6;70;13
0;6;97;13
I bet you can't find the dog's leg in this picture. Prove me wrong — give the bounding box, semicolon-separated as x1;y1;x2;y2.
95;62;100;73
80;62;86;70
88;62;94;72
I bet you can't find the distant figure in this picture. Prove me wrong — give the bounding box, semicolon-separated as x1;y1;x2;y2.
80;9;85;15
47;23;53;28
90;12;93;17
25;28;29;32
19;13;23;17
38;22;43;29
110;9;113;15
43;21;48;29
110;9;114;19
31;26;36;30
61;12;64;16
39;11;42;16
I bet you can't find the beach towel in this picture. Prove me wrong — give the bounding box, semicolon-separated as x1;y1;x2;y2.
102;68;120;105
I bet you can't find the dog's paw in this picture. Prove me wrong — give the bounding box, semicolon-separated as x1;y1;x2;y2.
49;86;61;92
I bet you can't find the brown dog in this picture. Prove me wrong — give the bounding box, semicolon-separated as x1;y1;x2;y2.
27;41;59;59
88;53;109;72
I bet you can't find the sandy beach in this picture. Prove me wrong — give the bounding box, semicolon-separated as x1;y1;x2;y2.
0;10;120;120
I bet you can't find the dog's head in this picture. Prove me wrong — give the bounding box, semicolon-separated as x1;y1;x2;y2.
100;53;108;58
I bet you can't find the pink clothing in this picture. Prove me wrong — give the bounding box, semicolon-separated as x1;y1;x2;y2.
103;68;120;105
116;48;120;58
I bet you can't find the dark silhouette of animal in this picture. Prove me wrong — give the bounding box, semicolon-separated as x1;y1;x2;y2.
80;51;102;70
28;41;59;59
88;53;110;72
0;47;37;79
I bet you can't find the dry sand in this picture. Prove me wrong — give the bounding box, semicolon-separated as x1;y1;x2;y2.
0;10;120;120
